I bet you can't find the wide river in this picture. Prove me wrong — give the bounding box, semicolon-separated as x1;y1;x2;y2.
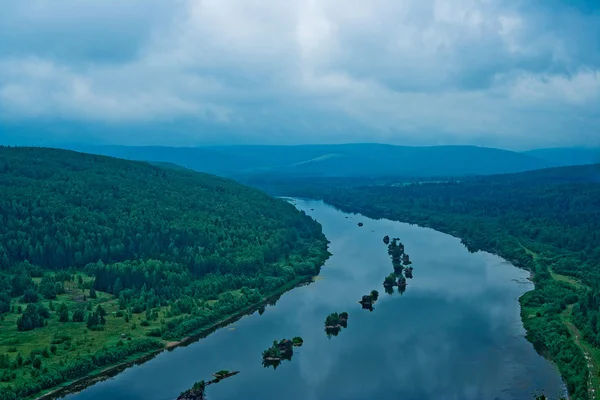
64;199;564;400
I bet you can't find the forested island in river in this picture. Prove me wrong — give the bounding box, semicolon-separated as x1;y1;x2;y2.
0;147;329;400
249;164;600;400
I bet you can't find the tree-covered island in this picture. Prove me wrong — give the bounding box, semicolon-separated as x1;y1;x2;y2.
324;312;349;336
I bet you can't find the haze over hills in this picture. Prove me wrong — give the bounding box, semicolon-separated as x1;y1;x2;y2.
68;144;558;178
522;147;600;167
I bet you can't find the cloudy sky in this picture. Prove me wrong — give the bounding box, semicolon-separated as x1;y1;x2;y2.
0;0;599;149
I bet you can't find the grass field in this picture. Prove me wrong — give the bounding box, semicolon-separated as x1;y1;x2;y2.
0;274;172;397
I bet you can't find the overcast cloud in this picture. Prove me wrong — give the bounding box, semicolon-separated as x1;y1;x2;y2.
0;0;599;149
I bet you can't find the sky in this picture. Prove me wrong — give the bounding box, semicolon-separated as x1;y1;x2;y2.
0;0;599;149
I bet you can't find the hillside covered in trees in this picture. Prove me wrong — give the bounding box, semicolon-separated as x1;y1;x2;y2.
0;147;328;399
261;166;600;400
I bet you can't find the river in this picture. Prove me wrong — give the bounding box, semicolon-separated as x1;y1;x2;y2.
63;199;564;400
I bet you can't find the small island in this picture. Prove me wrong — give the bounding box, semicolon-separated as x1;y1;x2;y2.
177;370;240;400
177;381;206;400
358;222;364;227
387;238;405;260
292;336;304;346
325;312;349;335
383;272;397;288
212;370;240;381
397;275;407;289
404;266;413;279
359;290;379;310
402;253;411;265
393;259;404;275
383;235;390;244
262;339;295;368
359;294;373;308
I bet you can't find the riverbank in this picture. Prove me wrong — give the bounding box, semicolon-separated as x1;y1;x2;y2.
33;272;327;400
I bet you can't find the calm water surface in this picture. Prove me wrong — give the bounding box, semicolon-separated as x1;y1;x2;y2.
64;199;564;400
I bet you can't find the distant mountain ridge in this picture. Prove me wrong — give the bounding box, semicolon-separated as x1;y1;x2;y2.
69;144;558;178
522;147;600;167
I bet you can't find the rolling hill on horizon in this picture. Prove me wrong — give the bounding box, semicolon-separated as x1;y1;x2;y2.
523;147;600;167
67;143;558;178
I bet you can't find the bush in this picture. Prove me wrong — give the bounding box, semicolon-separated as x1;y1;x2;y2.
147;328;162;337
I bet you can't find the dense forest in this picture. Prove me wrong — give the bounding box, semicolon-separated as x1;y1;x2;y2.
260;166;600;400
0;147;329;399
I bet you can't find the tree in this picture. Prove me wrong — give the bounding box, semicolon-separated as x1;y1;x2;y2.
58;303;69;322
87;306;106;330
383;273;396;287
89;287;97;299
72;307;85;322
16;304;49;331
11;270;33;297
39;275;58;299
113;278;123;296
97;305;107;317
22;289;39;304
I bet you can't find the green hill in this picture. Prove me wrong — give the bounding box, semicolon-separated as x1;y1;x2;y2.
70;144;555;178
0;147;328;399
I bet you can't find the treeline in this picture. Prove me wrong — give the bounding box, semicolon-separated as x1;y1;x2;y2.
260;171;600;400
0;147;329;397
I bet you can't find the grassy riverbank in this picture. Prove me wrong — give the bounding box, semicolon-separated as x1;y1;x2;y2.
2;269;328;400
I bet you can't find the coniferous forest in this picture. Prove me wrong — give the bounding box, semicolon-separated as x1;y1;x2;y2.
255;168;600;400
0;147;329;399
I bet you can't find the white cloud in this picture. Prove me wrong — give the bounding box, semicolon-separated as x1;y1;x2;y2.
0;0;598;147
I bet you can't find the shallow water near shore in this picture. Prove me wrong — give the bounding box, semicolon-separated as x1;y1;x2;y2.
63;199;564;400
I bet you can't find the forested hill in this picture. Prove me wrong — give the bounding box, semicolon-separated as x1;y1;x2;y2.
0;146;328;399
0;146;325;272
69;144;555;178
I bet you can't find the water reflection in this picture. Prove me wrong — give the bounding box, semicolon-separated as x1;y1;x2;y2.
63;199;565;400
